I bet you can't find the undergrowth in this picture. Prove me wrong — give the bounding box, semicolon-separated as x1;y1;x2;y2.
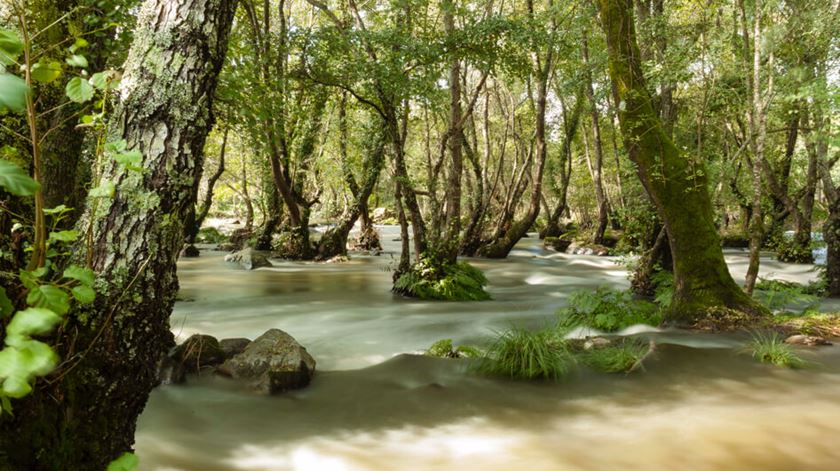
557;287;662;332
394;257;490;301
426;339;482;358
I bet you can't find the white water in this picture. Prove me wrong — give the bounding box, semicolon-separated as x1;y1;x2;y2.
135;228;840;470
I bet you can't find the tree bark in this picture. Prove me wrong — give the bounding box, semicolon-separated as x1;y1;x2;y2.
0;0;237;468
597;0;765;323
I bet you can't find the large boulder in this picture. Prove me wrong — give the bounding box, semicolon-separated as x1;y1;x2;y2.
225;248;272;270
217;329;316;394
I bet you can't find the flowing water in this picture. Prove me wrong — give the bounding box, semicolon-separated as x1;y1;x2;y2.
135;227;840;470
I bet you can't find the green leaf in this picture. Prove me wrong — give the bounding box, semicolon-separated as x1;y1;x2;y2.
88;181;115;198
16;339;58;376
104;139;127;153
43;204;72;216
0;373;31;398
0;29;23;66
65;54;88;68
68;37;88;53
6;307;62;337
107;452;139;471
64;266;95;286
0;286;12;318
0;73;29;114
0;159;39;196
48;230;79;243
18;270;37;290
26;286;70;316
65;76;94;103
30;60;63;84
71;285;95;304
90;70;118;90
0;394;11;415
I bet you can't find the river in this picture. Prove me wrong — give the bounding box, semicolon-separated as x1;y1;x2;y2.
135;227;840;470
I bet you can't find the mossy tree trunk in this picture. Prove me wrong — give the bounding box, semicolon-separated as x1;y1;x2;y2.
0;0;237;468
597;0;765;323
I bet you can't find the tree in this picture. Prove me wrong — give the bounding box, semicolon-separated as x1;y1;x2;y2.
597;0;765;323
0;0;237;467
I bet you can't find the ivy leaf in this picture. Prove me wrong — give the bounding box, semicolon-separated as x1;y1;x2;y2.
0;73;29;114
65;76;94;103
107;453;139;471
63;266;95;286
71;285;95;304
48;230;79;243
0;159;39;196
31;60;63;84
0;29;23;66
6;307;62;337
26;286;70;316
65;54;88;68
0;286;12;318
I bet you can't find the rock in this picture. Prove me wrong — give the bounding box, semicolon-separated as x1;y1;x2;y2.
180;244;200;258
543;237;572;252
784;334;832;346
372;207;395;222
219;338;251;359
225;248;272;270
566;242;610;256
159;334;225;384
583;337;612;350
217;242;237;252
229;228;253;250
324;255;350;264
217;329;316;394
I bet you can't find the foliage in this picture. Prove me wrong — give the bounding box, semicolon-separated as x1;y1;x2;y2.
394;256;490;301
753;278;820;312
472;327;573;380
651;270;674;309
196;227;227;244
580;337;651;373
107;452;139;471
745;331;805;368
426;338;482;359
557;287;662;332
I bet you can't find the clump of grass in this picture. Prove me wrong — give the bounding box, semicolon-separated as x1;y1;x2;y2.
746;331;805;368
581;338;652;373
557;287;662;332
394;256;490;301
471;328;573;380
426;339;482;358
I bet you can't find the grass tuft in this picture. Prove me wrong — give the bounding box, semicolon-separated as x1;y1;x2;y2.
581;337;652;373
472;328;573;380
746;331;805;368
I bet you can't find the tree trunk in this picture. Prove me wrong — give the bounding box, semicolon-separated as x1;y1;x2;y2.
0;0;236;468
582;36;610;245
597;0;765;323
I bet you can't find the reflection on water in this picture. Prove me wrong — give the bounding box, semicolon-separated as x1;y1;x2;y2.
136;228;840;470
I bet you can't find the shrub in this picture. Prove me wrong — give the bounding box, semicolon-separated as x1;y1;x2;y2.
746;331;805;368
472;328;573;380
580;337;652;373
651;270;674;308
557;287;662;332
394;257;490;301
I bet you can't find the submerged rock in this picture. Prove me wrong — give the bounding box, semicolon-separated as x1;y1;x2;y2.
225;248;272;270
566;242;610;256
217;329;316;394
583;337;612;350
220;338;251;359
324;255;350;264
784;334;832;346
